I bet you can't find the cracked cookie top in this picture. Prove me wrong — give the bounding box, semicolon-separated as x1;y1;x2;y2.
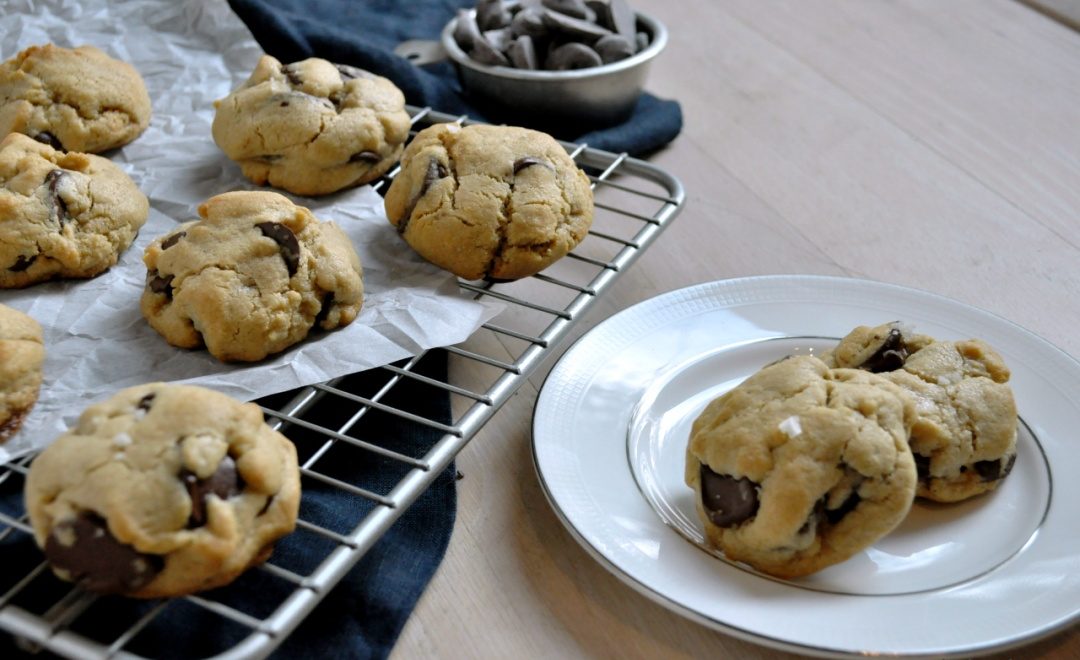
24;383;300;598
0;303;44;443
383;122;594;280
212;55;410;196
0;44;151;153
684;356;917;578
140;190;364;362
0;132;149;288
821;323;1018;502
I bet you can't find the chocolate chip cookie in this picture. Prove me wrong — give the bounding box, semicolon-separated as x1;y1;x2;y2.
685;356;917;578
24;383;300;598
383;123;593;280
212;55;410;196
0;44;151;153
0;132;149;288
822;323;1018;502
0;303;44;443
140;191;363;362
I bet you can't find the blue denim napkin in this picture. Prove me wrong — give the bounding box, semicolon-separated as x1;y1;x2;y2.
0;350;455;659
226;0;683;154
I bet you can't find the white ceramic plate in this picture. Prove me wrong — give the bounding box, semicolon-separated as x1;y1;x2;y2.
532;276;1080;658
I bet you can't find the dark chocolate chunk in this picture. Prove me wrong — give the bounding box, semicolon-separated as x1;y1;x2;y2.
349;150;382;164
699;464;759;527
281;63;303;87
161;231;186;250
859;328;909;373
148;271;174;298
513;156;552;174
825;491;861;524
973;454;1016;482
313;291;335;327
589;0;635;39
33;131;65;151
543;0;591;20
256;222;301;277
9;254;36;272
484;27;514;53
257;494;275;516
477;0;512;30
182;455;241;527
137;393;156;412
454;9;484;51
913;452;931;483
508;35;539;69
594;34;635;64
45;169;71;227
541;8;612;42
399;158;450;232
545;42;603;70
336;64;371;81
471;32;511;66
511;6;549;39
44;512;163;594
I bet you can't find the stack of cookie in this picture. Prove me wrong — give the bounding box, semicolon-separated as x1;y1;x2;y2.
2;37;595;597
684;322;1018;578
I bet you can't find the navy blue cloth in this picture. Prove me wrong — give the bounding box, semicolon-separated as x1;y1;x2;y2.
0;351;455;660
227;0;683;155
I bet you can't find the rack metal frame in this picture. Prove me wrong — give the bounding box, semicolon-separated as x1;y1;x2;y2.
0;106;685;659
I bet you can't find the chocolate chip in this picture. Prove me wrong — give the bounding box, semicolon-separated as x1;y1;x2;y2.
546;42;603;70
973;455;1016;482
588;0;635;39
44;512;163;594
33;131;65;151
913;452;931;483
349;150;382;164
825;492;861;524
859;328;909;373
399;158;450;233
182;455;241;527
541;8;613;42
511;6;549;39
313;291;335;327
8;254;36;272
256;222;301;277
594;34;635;64
336;64;371;81
484;27;514;53
161;231;186;250
281;63;303;87
454;9;484;51
513;156;551;174
544;0;591;20
477;0;511;30
148;271;174;299
508;36;539;69
699;464;759;527
45;169;71;228
471;31;511;66
137;393;156;412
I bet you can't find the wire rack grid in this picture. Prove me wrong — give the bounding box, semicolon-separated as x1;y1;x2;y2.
0;105;685;659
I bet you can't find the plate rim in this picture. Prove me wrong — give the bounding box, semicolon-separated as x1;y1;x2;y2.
531;274;1080;658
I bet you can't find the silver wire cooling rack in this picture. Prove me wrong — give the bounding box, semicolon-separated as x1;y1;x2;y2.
0;106;685;659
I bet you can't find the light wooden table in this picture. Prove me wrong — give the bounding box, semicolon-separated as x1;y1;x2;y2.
394;1;1080;657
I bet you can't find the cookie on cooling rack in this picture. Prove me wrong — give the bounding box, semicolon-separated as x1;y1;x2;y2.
0;132;148;288
140;190;363;362
383;122;594;280
0;43;151;153
821;322;1018;503
212;54;410;196
24;383;301;598
684;355;917;578
0;303;44;443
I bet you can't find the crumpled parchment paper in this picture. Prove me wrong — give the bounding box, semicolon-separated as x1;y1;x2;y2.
0;0;502;462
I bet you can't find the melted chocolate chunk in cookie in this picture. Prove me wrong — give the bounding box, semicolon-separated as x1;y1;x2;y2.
513;156;552;174
161;231;186;250
699;464;759;527
148;271;174;299
256;222;301;277
44;169;71;227
183;456;242;527
9;254;36;272
348;151;382;164
44;512;163;594
33;132;65;152
859;328;909;373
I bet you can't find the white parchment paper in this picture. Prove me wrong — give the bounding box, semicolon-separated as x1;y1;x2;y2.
0;0;502;462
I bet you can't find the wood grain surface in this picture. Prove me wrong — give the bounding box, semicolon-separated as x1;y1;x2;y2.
392;1;1080;657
